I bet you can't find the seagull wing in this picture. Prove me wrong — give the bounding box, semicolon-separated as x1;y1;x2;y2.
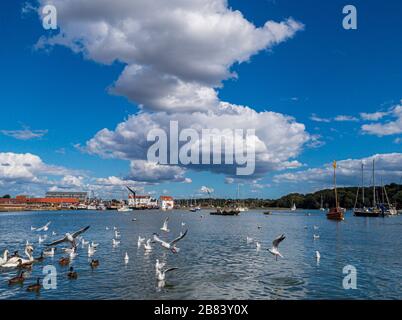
153;233;164;244
164;267;178;274
272;234;286;249
72;226;90;238
45;235;67;247
170;229;188;246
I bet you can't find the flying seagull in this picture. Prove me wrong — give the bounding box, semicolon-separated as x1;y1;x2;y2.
45;226;90;247
268;234;285;261
35;221;51;232
153;229;188;253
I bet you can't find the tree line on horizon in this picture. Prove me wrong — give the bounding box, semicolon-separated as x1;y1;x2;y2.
176;183;402;210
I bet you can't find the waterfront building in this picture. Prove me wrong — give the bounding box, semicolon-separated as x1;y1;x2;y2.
159;196;174;210
128;195;158;209
46;191;88;202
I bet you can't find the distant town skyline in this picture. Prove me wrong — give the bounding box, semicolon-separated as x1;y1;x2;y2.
1;0;402;199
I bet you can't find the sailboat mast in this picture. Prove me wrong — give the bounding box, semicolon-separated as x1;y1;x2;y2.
373;159;376;207
361;162;365;206
334;161;339;208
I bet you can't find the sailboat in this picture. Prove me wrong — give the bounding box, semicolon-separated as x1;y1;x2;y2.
236;184;248;212
117;189;133;212
354;160;382;217
327;160;345;221
290;202;296;211
189;197;201;212
382;179;398;216
319;195;325;211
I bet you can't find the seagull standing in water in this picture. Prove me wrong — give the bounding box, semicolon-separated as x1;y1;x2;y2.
153;230;188;253
268;234;286;261
160;217;170;233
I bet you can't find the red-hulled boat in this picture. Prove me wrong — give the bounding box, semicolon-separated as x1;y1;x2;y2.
327;160;345;221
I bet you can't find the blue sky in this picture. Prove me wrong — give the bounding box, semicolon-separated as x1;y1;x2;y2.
1;0;402;199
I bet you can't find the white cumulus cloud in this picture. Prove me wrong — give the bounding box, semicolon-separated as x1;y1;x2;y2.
34;0;308;182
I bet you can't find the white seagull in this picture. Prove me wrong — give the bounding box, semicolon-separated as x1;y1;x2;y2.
88;244;95;257
38;235;45;244
112;239;120;247
0;249;9;266
137;236;145;249
114;231;121;239
156;267;178;281
181;222;186;227
124;252;129;264
316;251;321;261
153;229;188;254
313;234;320;240
81;239;89;247
155;259;166;273
35;221;51;232
69;247;78;259
143;239;153;252
246;236;253;243
45;226;90;247
160;217;170;233
268;234;286;261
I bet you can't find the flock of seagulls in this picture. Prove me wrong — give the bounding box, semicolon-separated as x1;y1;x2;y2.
0;223;94;292
1;212;324;295
0;216;190;293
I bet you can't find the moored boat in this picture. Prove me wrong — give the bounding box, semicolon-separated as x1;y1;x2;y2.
327;160;344;221
210;208;240;216
117;205;133;212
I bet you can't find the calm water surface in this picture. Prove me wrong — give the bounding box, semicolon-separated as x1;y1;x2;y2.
0;209;401;300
